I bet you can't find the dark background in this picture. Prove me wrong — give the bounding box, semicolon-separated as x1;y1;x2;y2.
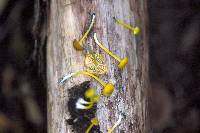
149;0;200;133
0;0;200;133
0;0;46;132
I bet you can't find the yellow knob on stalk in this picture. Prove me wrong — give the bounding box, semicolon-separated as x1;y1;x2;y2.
113;17;140;35
94;33;128;69
73;13;96;50
59;71;114;96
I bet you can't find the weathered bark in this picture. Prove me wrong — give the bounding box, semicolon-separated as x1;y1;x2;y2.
47;0;149;133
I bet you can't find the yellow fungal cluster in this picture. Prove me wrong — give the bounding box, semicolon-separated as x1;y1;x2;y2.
59;13;140;133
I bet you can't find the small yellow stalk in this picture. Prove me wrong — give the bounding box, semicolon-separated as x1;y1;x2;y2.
85;117;99;133
113;17;140;35
73;13;96;50
108;114;124;133
94;33;128;69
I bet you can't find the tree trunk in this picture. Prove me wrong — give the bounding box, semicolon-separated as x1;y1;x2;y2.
47;0;149;133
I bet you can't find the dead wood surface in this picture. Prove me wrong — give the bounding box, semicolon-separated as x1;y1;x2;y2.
47;0;149;132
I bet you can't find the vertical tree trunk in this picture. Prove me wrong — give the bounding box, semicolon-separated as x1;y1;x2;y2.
47;0;149;133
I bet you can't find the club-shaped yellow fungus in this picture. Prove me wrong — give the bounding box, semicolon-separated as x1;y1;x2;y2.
113;17;140;35
93;33;128;69
73;13;96;50
85;117;99;133
84;53;108;75
107;114;124;133
59;71;114;96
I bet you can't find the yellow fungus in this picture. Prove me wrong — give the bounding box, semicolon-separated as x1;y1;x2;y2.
133;26;140;35
94;33;128;69
75;72;114;96
118;57;128;69
85;88;100;102
59;71;115;96
73;39;84;50
102;83;114;97
113;17;140;35
85;117;99;133
85;88;96;99
91;95;100;102
73;13;96;51
107;114;124;133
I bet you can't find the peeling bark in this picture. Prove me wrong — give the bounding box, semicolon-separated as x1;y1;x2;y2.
47;0;150;132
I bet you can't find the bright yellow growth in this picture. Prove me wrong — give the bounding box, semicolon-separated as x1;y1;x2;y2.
73;14;96;51
85;117;99;133
75;72;114;96
85;88;96;98
94;33;128;69
73;39;84;50
114;17;140;35
102;83;114;96
85;88;100;102
118;57;128;69
133;26;140;35
75;71;106;86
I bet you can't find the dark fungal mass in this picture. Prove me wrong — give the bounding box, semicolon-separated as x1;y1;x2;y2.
66;81;102;133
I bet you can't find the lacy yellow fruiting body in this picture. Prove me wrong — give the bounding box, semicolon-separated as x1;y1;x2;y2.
114;17;140;35
59;71;114;96
94;33;128;69
84;53;108;75
73;13;96;50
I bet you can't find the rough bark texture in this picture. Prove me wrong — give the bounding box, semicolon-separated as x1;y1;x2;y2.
47;0;149;133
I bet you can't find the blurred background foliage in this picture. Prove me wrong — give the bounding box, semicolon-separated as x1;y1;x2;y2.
0;0;46;132
149;0;200;133
0;0;200;133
